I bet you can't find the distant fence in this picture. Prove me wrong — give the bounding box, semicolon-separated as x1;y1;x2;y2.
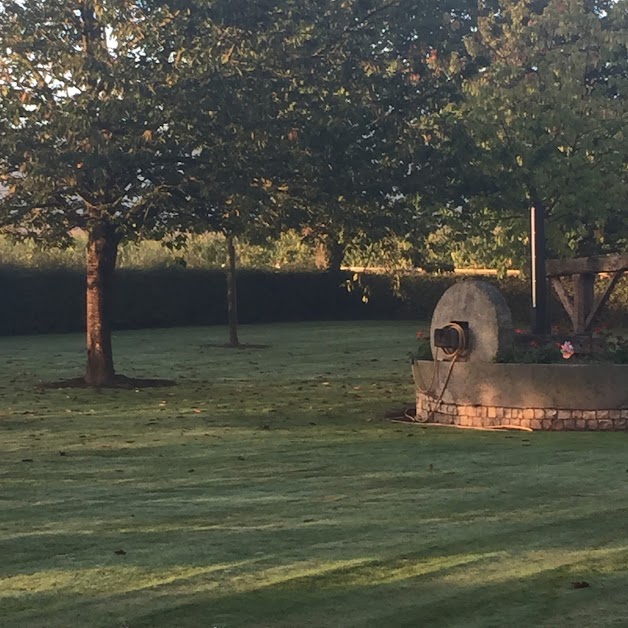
0;267;625;335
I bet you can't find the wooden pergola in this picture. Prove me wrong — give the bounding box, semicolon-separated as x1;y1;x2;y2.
546;253;628;334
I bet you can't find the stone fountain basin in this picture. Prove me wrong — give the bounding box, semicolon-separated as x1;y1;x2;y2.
412;360;628;430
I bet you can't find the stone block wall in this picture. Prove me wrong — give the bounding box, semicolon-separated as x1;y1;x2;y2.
416;392;628;431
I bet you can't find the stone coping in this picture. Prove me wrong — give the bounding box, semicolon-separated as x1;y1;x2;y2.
412;360;628;411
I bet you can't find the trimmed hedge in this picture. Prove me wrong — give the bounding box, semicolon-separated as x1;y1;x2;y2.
0;266;625;335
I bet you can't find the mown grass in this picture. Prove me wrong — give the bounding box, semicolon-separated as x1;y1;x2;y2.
1;321;628;628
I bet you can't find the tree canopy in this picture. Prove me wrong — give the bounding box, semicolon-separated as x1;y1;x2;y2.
459;0;628;259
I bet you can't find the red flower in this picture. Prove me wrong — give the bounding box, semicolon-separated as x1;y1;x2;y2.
530;339;539;348
416;331;425;339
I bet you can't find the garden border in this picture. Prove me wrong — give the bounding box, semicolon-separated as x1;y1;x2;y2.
412;360;628;431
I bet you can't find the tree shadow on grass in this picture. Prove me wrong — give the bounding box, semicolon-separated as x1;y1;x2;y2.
5;433;628;626
201;343;271;350
3;504;628;627
4;538;628;628
39;375;176;390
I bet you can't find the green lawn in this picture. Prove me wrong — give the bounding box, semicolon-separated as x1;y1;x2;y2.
1;321;628;628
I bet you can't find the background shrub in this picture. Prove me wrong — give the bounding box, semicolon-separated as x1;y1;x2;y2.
0;267;625;336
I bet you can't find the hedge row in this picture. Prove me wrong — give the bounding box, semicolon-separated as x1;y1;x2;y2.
0;266;625;335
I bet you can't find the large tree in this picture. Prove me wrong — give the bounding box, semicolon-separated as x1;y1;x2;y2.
157;0;452;337
0;0;184;385
458;0;627;328
279;0;482;272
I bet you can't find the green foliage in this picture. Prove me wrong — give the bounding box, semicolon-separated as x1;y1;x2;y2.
592;327;628;364
422;222;528;276
151;1;298;242
0;0;626;355
458;0;628;257
499;329;628;364
0;232;317;271
260;0;481;270
501;336;564;364
0;0;184;243
0;229;531;274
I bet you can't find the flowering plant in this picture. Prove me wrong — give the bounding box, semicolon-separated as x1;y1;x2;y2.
560;341;575;359
501;326;628;364
412;325;627;364
502;335;562;363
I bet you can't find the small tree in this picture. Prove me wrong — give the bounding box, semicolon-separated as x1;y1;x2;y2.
0;1;183;385
154;0;294;346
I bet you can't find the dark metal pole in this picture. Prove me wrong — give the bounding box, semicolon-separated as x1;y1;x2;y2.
530;201;549;335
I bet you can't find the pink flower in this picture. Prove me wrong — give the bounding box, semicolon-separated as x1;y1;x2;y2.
560;341;575;359
530;339;539;348
514;328;524;334
416;331;425;339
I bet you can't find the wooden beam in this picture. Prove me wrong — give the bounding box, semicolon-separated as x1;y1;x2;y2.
546;253;628;277
550;277;576;328
584;270;626;330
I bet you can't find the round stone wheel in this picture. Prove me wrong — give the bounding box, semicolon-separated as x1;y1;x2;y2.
430;281;514;362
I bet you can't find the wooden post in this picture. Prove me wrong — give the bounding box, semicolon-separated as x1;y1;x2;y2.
573;273;595;334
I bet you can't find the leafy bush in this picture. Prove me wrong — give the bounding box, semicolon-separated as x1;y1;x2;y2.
498;328;628;364
0;266;625;336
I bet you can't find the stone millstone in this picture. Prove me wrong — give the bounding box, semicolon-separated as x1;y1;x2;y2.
430;281;514;362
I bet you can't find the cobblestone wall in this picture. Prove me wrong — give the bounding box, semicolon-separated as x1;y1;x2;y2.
416;392;628;431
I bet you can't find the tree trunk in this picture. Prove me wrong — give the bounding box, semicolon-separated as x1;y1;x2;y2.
226;234;240;347
314;241;328;270
315;236;344;272
327;238;345;273
85;221;119;386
